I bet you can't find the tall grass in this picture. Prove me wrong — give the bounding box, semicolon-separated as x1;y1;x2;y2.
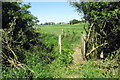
34;23;88;49
2;23;119;79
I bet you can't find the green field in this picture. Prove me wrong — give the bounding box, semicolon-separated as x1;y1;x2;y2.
34;23;88;49
34;23;88;35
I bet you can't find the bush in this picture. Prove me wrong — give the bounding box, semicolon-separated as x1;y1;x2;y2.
2;2;39;66
55;49;74;66
69;19;80;24
71;2;120;60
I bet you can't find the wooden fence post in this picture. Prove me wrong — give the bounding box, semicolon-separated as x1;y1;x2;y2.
58;35;62;54
81;34;86;60
62;29;64;35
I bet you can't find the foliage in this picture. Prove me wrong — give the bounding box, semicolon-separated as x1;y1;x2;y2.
2;51;52;78
2;1;119;79
69;19;81;24
34;23;88;49
56;49;74;66
44;22;55;25
77;59;119;78
71;2;120;60
2;30;119;78
2;2;39;66
2;58;119;78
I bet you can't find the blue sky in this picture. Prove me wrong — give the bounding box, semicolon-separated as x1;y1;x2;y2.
24;2;84;24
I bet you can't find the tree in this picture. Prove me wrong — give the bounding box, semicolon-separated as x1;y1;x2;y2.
69;19;80;24
2;2;39;65
44;22;55;25
71;2;120;60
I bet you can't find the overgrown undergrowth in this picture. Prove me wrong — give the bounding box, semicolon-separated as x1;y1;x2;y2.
2;32;119;79
2;54;119;78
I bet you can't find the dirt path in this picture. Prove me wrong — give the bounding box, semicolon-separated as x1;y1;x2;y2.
59;46;86;78
72;46;85;64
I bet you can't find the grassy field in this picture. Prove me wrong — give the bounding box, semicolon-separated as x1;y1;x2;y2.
34;23;88;35
34;23;88;49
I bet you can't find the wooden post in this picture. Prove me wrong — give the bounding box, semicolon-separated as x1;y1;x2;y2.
62;29;65;37
100;51;104;59
62;29;64;35
58;35;62;54
81;34;86;60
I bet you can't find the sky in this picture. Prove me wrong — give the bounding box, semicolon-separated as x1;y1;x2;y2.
24;2;84;24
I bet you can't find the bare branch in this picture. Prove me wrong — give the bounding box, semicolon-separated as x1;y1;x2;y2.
7;45;18;60
86;43;108;56
86;23;94;42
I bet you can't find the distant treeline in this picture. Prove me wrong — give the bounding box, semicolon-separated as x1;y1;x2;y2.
69;19;85;25
40;19;85;25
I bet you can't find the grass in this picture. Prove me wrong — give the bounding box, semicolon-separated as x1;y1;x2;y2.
34;23;88;49
32;23;119;78
33;23;88;35
2;23;119;79
2;57;119;78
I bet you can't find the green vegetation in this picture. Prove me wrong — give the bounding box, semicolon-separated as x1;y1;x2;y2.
69;19;84;24
71;2;120;60
2;2;39;64
34;23;88;49
34;23;87;35
1;1;119;79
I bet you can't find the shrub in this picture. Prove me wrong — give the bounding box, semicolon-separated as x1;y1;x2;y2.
56;49;74;66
